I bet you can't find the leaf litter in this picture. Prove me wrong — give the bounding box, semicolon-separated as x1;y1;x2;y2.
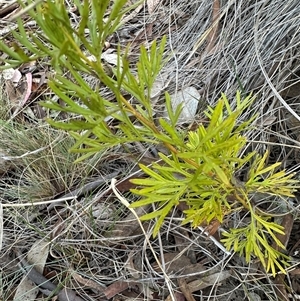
1;0;300;300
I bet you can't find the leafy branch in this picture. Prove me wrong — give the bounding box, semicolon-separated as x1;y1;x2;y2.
1;0;299;276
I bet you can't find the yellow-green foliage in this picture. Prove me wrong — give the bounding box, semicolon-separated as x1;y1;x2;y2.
1;0;298;276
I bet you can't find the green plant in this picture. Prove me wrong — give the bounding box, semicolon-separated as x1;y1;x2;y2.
1;0;298;276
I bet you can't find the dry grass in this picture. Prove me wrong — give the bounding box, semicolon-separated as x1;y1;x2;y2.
1;0;300;300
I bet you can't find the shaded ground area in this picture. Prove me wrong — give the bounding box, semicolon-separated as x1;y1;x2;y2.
1;0;300;300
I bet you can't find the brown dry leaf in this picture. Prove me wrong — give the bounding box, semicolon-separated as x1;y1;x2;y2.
126;251;142;279
179;262;207;280
165;292;186;301
104;281;138;299
121;2;143;24
206;0;220;55
153;252;207;280
174;229;197;263
105;205;149;238
281;81;300;98
291;275;300;297
13;240;50;301
187;270;232;292
4;78;21;108
272;213;294;300
147;0;161;14
178;278;196;301
292;274;300;294
21;73;32;106
290;269;300;276
255;115;276;127
50;217;65;240
3;61;39;117
3;72;32;117
159;253;192;273
57;288;86;301
71;269;106;293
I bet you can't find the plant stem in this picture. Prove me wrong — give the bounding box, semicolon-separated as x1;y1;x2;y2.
119;93;203;169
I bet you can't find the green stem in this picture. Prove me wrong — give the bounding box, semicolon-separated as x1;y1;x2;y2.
119;94;201;169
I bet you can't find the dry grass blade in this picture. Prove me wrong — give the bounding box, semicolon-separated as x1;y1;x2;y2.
1;1;300;300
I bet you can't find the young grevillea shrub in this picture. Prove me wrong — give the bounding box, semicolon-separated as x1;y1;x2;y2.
1;0;298;276
129;94;297;276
